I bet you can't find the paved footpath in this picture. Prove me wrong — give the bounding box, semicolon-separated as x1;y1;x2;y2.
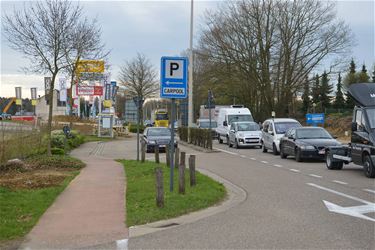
20;141;128;249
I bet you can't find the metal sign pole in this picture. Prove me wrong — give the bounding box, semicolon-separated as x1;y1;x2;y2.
170;98;176;192
136;101;140;161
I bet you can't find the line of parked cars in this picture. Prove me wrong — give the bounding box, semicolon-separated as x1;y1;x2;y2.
224;117;342;163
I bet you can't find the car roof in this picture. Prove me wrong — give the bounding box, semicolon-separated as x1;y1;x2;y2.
265;118;300;123
232;121;257;124
295;126;326;130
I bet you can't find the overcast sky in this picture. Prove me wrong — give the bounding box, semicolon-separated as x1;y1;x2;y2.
1;0;374;98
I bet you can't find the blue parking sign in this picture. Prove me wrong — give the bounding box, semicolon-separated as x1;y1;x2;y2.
160;57;188;99
306;113;325;125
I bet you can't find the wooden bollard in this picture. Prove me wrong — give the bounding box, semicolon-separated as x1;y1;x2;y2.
174;147;180;169
154;145;160;164
155;167;164;208
179;151;186;194
166;145;170;166
141;142;146;163
189;155;196;186
180;151;186;167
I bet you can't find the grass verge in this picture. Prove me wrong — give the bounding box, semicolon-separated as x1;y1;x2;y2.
84;135;115;143
120;160;226;226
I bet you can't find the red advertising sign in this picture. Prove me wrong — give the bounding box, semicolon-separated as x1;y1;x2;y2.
77;86;103;96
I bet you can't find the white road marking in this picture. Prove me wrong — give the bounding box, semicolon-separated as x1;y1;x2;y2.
240;155;247;158
116;239;128;250
213;147;238;156
307;183;375;222
309;174;322;178
307;183;372;205
250;158;256;160
261;161;268;164
363;189;375;194
273;164;283;168
332;180;348;185
289;169;300;173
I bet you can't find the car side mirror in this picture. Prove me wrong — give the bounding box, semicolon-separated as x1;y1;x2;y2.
269;131;274;136
230;129;235;133
351;122;357;132
223;121;228;126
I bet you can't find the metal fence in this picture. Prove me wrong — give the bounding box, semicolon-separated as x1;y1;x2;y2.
0;121;45;165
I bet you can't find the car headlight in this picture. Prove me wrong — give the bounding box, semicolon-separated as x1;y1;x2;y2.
148;140;156;144
300;145;315;150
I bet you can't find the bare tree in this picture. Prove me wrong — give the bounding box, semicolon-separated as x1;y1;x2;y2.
2;0;82;155
198;0;353;120
118;53;159;121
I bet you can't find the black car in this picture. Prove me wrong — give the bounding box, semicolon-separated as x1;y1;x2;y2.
142;127;177;153
279;127;341;162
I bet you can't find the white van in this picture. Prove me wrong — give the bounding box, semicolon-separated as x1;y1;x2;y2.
261;118;302;155
216;105;254;144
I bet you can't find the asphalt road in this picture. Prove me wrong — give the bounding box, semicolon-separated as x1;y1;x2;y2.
129;139;375;249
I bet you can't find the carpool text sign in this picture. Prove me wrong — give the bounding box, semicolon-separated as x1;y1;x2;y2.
160;56;188;99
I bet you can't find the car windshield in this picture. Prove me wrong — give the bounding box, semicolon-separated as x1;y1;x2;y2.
366;109;375;129
147;128;171;136
156;113;168;120
275;122;301;134
199;121;217;128
296;128;332;139
237;123;260;131
228;115;253;125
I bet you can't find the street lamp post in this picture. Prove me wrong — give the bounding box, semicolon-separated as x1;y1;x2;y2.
188;0;194;130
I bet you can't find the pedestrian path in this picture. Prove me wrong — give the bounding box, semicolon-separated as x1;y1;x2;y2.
20;141;128;249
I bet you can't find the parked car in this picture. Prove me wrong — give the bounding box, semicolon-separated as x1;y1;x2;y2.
142;127;177;153
279;127;341;162
261;118;302;155
216;105;254;144
144;120;153;127
228;121;262;148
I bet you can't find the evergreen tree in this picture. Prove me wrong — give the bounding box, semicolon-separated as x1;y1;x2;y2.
344;59;357;108
333;73;345;109
320;71;333;109
312;74;320;105
301;75;310;113
358;64;370;83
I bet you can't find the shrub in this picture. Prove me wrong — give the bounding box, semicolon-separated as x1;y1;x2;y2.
25;155;85;170
178;127;212;149
51;148;65;155
128;123;145;133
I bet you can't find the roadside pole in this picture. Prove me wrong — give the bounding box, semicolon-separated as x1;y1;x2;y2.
170;98;176;192
136;104;140;161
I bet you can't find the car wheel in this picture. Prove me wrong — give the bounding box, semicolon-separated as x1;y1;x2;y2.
325;150;343;170
280;144;287;159
234;139;238;149
273;143;279;155
363;154;375;178
262;142;267;153
226;136;230;145
228;139;233;148
295;148;303;162
219;136;223;144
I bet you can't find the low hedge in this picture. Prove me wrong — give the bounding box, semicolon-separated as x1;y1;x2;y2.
178;127;212;149
128;123;145;133
48;130;85;155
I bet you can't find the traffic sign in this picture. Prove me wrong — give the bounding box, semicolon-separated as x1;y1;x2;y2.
160;57;188;99
306;113;325;124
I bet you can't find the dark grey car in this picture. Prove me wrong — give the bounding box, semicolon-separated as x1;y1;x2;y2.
142;127;177;153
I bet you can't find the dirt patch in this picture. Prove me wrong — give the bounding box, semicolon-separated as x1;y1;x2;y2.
0;170;73;190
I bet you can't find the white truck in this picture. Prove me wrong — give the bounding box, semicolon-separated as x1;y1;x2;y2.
215;105;254;144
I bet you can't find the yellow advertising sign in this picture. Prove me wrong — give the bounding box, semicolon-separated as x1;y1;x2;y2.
103;100;112;108
76;60;104;74
31;100;37;106
16;99;22;105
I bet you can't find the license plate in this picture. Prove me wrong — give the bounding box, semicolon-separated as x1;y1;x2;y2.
318;150;325;155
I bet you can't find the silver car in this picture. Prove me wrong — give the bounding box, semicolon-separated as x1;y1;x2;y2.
228;122;262;148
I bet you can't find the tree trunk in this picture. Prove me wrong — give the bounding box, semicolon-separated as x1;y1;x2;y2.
47;73;56;156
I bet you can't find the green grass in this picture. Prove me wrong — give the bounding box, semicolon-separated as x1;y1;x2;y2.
120;160;226;226
0;171;79;241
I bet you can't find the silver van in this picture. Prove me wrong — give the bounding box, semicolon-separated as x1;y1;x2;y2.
261;118;302;155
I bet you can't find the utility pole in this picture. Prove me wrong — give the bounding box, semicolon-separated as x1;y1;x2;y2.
188;0;194;130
